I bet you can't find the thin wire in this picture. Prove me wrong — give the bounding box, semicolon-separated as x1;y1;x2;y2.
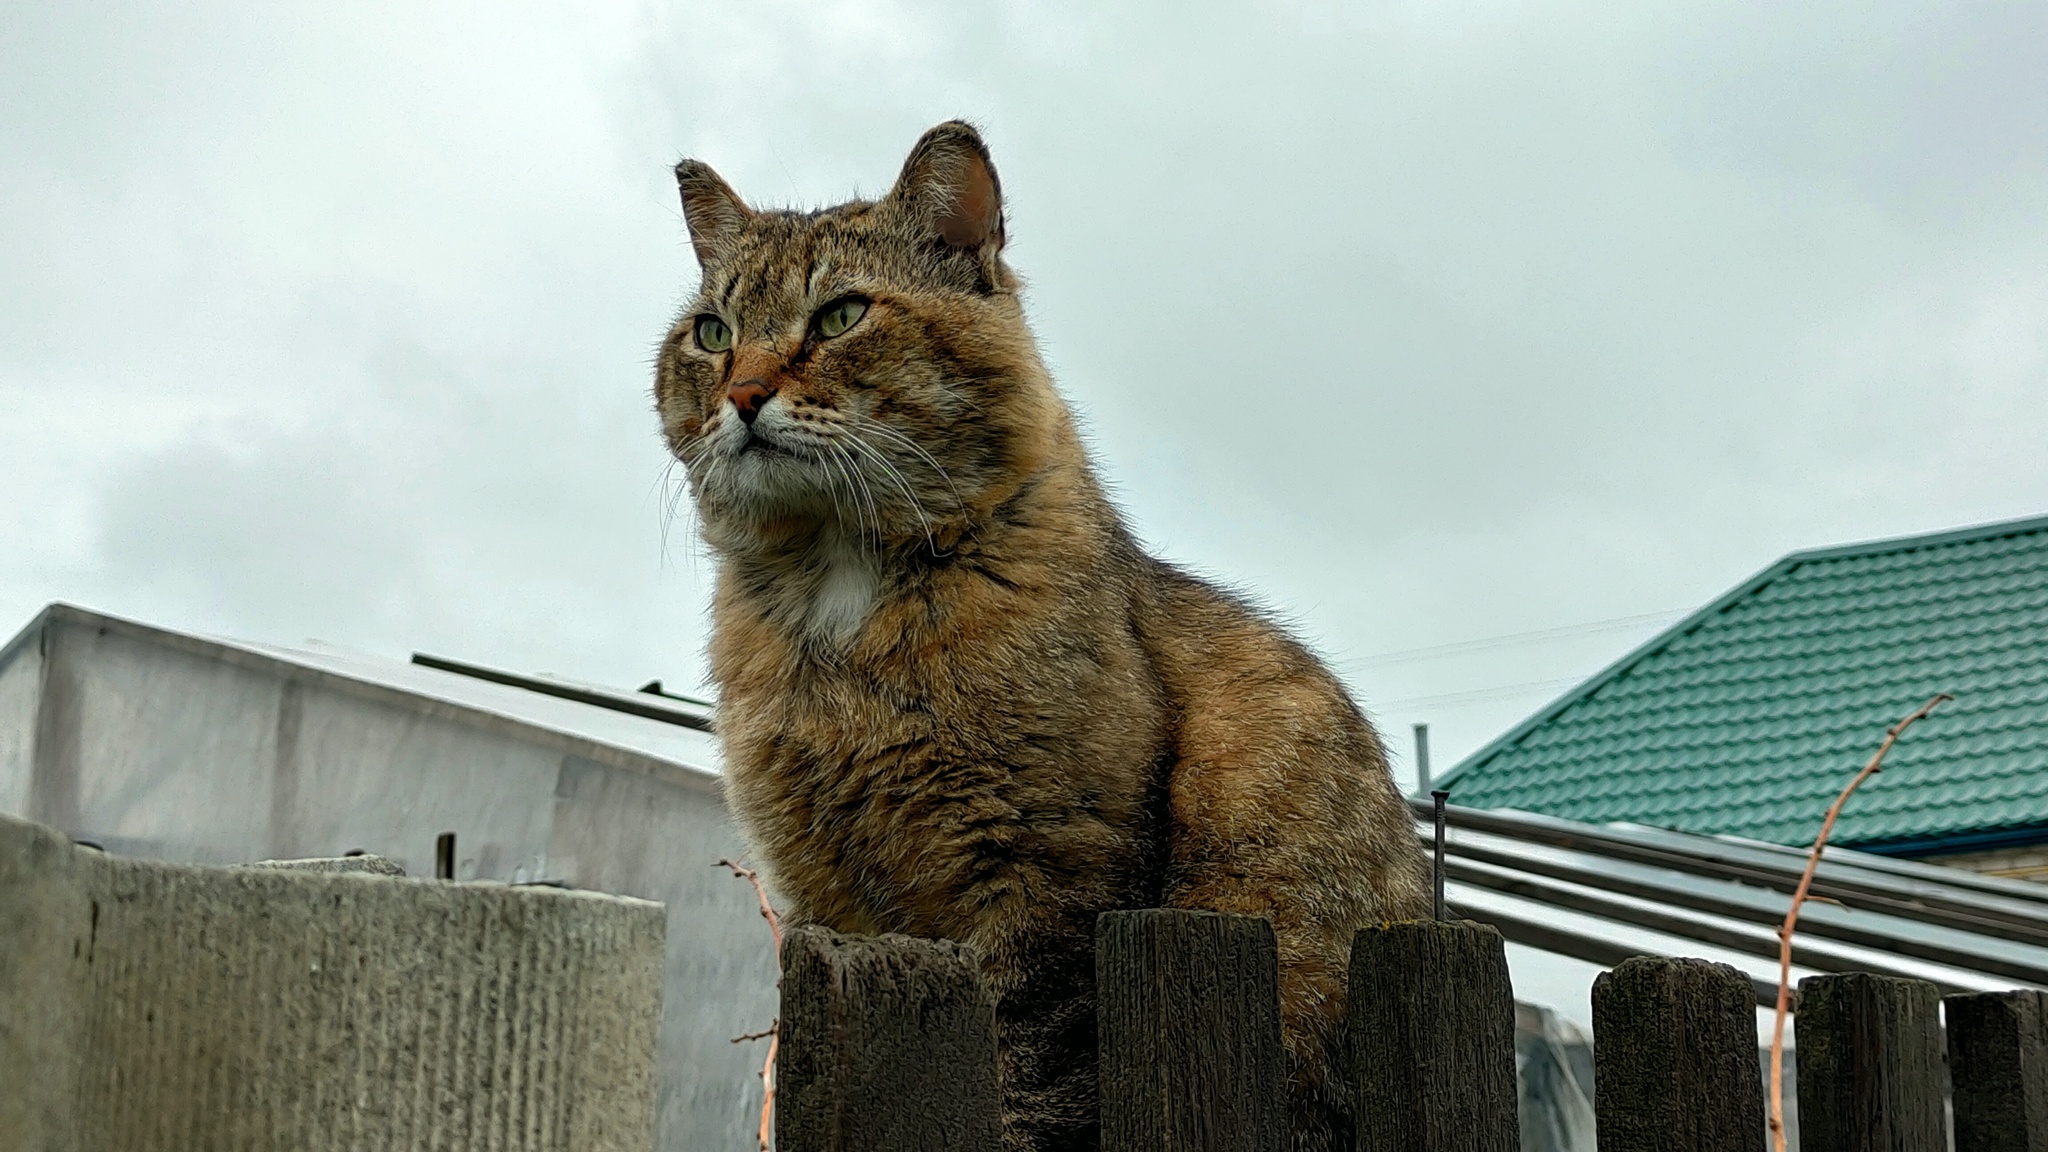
1373;676;1588;712
1347;609;1688;670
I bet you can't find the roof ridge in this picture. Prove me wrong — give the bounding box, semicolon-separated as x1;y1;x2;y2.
1436;510;2048;791
1783;510;2048;565
0;602;721;789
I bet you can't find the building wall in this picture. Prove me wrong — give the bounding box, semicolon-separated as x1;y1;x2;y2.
0;608;777;1152
0;629;39;817
1925;843;2048;884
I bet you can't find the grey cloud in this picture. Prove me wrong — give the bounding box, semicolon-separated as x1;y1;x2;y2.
3;0;2043;767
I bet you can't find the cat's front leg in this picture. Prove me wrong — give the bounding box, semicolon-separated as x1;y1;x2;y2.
969;915;1102;1152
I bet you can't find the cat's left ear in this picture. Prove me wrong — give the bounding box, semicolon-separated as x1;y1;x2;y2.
887;121;1005;254
674;159;752;267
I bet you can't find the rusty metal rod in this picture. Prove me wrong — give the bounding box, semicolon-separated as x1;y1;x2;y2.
1432;790;1449;921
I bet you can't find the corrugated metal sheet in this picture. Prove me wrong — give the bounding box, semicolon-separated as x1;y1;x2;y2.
1423;798;2048;1003
1441;513;2048;850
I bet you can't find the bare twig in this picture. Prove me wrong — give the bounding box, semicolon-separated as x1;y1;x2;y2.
732;1023;779;1044
720;859;785;1152
1767;692;1951;1152
722;858;785;952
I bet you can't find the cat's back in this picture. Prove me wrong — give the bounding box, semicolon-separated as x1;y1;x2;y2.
1130;554;1428;915
1132;555;1361;732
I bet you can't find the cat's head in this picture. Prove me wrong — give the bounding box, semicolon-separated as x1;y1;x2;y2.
656;122;1059;556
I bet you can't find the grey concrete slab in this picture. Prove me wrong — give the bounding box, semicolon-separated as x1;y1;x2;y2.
244;853;407;875
0;809;87;1152
2;810;666;1152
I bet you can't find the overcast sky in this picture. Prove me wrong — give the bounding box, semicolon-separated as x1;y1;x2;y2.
5;1;2045;777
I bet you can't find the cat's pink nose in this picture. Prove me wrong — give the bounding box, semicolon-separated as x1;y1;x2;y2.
728;379;776;425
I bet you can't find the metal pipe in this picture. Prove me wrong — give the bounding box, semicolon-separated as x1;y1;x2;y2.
411;651;714;732
1405;796;2048;946
1413;723;1432;795
1429;830;2048;987
1449;899;1783;1007
1432;789;1449;921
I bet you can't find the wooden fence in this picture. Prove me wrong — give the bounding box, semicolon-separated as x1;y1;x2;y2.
771;910;2048;1152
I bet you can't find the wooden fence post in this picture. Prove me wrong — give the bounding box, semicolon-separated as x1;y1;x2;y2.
1096;909;1286;1152
1794;973;1944;1152
776;926;1001;1152
1351;919;1519;1152
1591;956;1766;1152
1947;989;2048;1152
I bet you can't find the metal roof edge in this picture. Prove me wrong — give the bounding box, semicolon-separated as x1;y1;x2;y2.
1778;509;2048;566
1853;823;2048;860
409;651;714;732
10;601;721;793
1437;509;2048;791
0;602;62;674
1410;797;2048;924
1692;826;2048;905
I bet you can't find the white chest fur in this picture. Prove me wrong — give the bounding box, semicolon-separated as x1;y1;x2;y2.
803;536;880;643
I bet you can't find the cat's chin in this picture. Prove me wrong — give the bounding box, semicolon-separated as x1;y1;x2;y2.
693;466;853;550
692;444;823;507
700;493;835;535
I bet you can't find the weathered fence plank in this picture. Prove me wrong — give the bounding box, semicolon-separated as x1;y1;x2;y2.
1794;973;1944;1152
1947;989;2048;1152
1591;956;1766;1152
1097;909;1286;1152
776;926;1000;1152
1351;919;1519;1152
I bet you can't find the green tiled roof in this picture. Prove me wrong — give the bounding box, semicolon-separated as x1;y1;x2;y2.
1440;514;2048;852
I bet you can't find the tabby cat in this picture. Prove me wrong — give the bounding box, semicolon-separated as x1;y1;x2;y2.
655;121;1428;1152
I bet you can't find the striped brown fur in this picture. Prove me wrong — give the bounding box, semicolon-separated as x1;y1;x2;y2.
654;121;1428;1152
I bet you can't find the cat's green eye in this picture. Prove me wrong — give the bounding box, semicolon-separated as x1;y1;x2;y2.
813;297;868;340
694;315;733;353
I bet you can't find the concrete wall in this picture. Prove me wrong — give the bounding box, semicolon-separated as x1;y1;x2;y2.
0;629;36;817
0;606;778;1152
1;811;665;1152
1926;842;2048;884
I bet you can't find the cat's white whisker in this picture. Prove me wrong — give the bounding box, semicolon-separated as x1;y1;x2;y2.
825;440;881;557
653;458;680;562
844;429;938;554
820;448;855;538
820;443;871;553
850;419;965;513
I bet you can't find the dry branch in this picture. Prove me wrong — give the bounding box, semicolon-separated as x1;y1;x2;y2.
1767;692;1951;1152
721;858;785;1152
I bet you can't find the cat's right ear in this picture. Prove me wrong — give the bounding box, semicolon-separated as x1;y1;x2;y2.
887;121;1005;254
675;160;751;267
